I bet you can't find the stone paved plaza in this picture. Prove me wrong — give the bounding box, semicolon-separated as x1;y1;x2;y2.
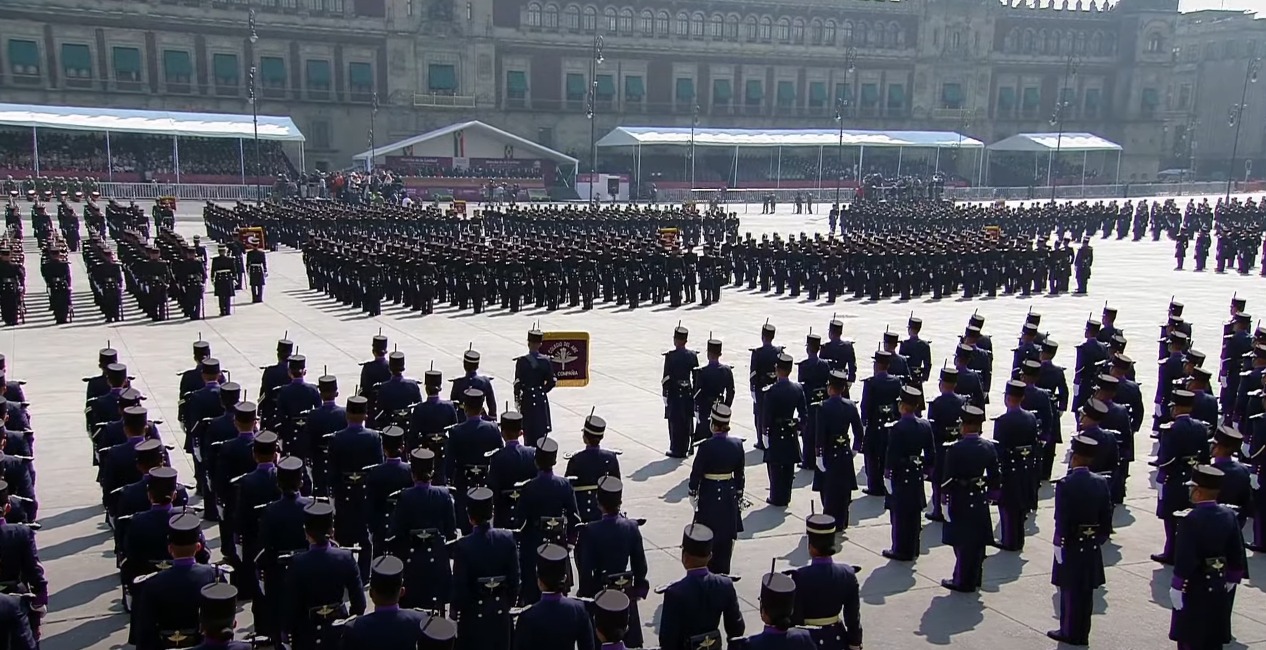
19;196;1266;649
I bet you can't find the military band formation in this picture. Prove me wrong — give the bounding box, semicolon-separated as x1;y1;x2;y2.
0;284;1224;649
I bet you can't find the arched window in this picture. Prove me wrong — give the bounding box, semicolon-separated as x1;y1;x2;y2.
893;23;905;47
1023;28;1036;53
1004;28;1018;52
675;11;689;36
603;7;617;33
691;11;705;37
544;4;558;27
639;9;653;34
1039;29;1050;54
1081;30;1093;54
775;18;790;43
582;5;596;31
725;14;740;40
563;4;580;29
856;21;868;46
837;20;849;45
1146;32;1163;53
745;15;758;40
759;16;773;41
1052;30;1062;54
809;19;823;45
618;8;633;33
873;22;884;47
708;13;723;38
792;18;805;44
951;29;962;51
655;10;669;34
526;2;542;27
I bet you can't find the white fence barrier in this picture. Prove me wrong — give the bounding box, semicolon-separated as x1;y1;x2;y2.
98;182;269;202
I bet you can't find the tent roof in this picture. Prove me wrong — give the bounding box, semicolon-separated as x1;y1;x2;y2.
596;126;984;149
353;120;578;164
986;132;1122;153
0;102;305;142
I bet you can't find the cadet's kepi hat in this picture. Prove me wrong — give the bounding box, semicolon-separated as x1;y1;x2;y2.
424;369;443;389
253;431;279;455
277;456;304;479
371;335;389;352
960;405;986;425
167;512;202;546
707;338;723;354
1169;389;1195;408
584;415;606;437
410;448;437;474
1080;398;1109;420
303;501;335;531
369;555;405;592
1070;435;1098;457
463;349;481;364
148;466;178;494
1004;380;1026;398
201;358;221;376
418;615;458;649
710;403;732;426
592;590;631;638
1185;465;1224;489
346;395;369;415
805;513;838;552
535;543;570;584
899;385;921;405
528;328;544;343
318;375;337;392
681;523;714;557
597;476;622;507
759;571;797;617
123;406;148;429
1214;425;1243;448
466;487;494;520
500;410;523;431
198;582;238;627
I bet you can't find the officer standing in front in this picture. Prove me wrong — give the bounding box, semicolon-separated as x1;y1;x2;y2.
515;329;556;447
939;404;999;592
750;323;783;450
860;351;903;497
210;246;237;316
449;349;497;422
815;370;862;531
451;487;519;650
763;354;805;507
883;386;934;562
663;326;699;459
693;338;736;446
375;352;423;427
576;476;649;649
563;414;622;524
1168;465;1247;650
281;502;366;650
1047;436;1113;647
359;335;391;414
787;513;863;650
688;404;745;574
246;243;267;303
656;524;745;650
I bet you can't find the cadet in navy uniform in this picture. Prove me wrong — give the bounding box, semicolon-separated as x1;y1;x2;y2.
181;359;224;493
961;326;991;400
900;317;933;391
1150;389;1210;565
577;476;649;648
515;544;596;650
564;414;621;524
0;355;26;404
446;389;503;533
788;514;862;650
591;589;634;650
1036;340;1070;480
99;406;153;518
188;583;251;650
365;426;414;552
663;326;699;459
1154;332;1189;431
1012;323;1043;374
84;347;119;407
880;331;911;379
952;345;986;410
236;433;283;607
451;487;519;650
1092;375;1133;504
132;513;220;650
1189;366;1220;428
1168;465;1247;650
275;355;321;448
1071;321;1109;414
376;352;423;424
1075;399;1121;481
1222;312;1254;414
328;396;383;579
389;448;457;612
488;410;536;529
939;404;999;592
693;338;736;445
749;323;783;449
281;502;366;650
925;367;965;523
516;437;580;604
212;402;259;580
114;443;190;553
450;349;497;421
177;340;214;430
821;319;858;388
255;453;315;641
1107;355;1145;453
89;362;130;428
303;375;346;494
741;571;815;650
763;354;805;507
1212;426;1252;518
338;555;428;650
411;368;460;483
994;380;1039;552
1047;436;1112;647
797;332;832;472
815;370;862;531
258;339;295;427
514;329;557;447
688;404;745;574
121;467;210;585
860;350;903;496
0;479;44;639
1018;361;1055;476
656;524;744;650
883;386;934;562
359;335;391;412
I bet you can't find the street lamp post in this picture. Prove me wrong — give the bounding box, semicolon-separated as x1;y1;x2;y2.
834;47;857;209
369;91;378;175
1226;57;1261;201
248;9;261;204
586;33;604;206
689;103;699;191
1048;53;1080;204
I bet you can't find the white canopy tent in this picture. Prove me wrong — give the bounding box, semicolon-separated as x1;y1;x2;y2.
596;126;987;201
352;120;578;169
0;102;306;182
986;132;1124;189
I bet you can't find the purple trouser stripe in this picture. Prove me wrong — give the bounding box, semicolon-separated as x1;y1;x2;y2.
1000;508;1012;547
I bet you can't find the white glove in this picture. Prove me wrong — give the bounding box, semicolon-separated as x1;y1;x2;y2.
1225;582;1237;593
1253;475;1261;491
1169;587;1184;611
759;434;769;449
943;507;952;523
816;457;826;473
1244;442;1253;458
751;391;757;402
1054;547;1063;564
883;477;893;493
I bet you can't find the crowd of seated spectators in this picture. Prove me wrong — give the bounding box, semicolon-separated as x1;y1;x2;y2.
0;129;294;178
988;154;1101;188
598;152;972;185
387;165;543;180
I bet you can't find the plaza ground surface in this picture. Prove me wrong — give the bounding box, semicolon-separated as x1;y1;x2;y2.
20;196;1266;649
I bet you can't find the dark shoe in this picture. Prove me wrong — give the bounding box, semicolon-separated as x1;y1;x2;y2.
664;452;687;459
940;579;974;593
880;550;911;562
765;498;789;508
1045;631;1086;646
1247;544;1266;553
925;513;946;523
861;488;887;497
1150;553;1173;565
